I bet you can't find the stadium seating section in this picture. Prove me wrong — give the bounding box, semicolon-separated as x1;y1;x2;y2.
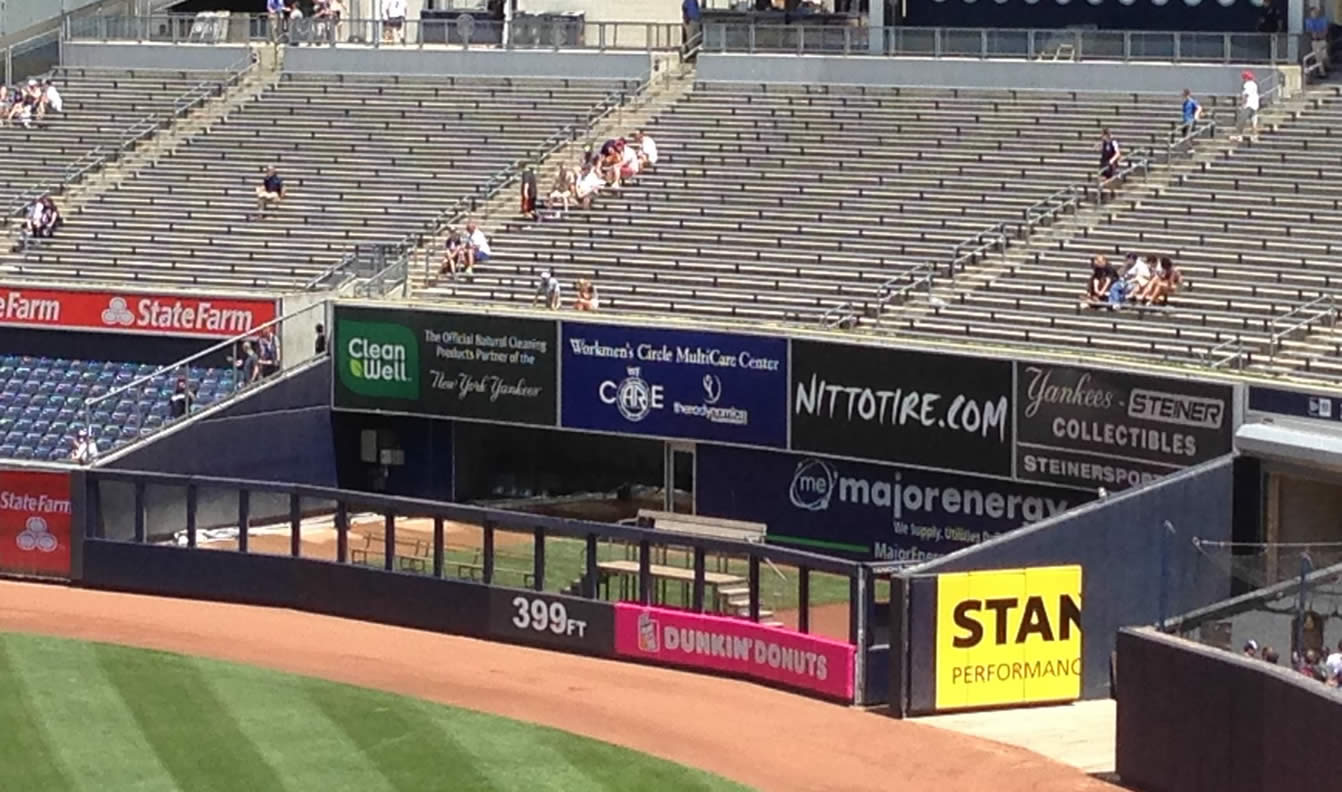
420;83;1237;324
7;71;631;289
0;355;235;461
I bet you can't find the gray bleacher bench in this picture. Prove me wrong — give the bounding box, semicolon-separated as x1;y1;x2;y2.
630;509;766;544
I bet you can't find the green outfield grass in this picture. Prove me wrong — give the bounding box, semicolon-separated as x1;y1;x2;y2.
0;632;751;792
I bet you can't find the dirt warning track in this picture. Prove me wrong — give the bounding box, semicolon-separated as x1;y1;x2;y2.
0;581;1115;792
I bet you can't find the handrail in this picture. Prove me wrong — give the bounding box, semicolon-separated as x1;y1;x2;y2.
949;222;1008;275
873;263;936;327
1164;119;1217;163
78;300;328;461
820;302;859;330
1267;294;1337;359
1303;50;1324;79
1199;337;1248;371
1021;185;1082;238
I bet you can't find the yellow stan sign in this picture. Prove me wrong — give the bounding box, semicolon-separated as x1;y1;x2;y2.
934;565;1082;711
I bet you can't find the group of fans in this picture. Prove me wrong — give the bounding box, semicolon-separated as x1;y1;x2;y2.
1084;252;1183;309
1;78;62;130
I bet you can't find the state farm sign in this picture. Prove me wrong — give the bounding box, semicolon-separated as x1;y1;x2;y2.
0;286;277;338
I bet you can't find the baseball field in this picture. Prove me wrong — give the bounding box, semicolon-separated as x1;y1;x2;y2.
0;632;747;791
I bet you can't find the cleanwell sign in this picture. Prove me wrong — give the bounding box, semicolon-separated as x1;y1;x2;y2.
560;322;787;447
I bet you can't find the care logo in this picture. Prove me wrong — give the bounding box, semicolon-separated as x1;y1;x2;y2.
337;319;420;399
600;367;662;423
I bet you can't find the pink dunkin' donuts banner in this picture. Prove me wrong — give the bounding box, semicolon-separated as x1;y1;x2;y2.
613;603;855;700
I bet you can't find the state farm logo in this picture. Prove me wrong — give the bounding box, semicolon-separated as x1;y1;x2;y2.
101;296;134;327
16;516;58;553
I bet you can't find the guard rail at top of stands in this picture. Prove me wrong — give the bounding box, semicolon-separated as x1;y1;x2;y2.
704;24;1310;64
3;50;257;223
65;13;685;54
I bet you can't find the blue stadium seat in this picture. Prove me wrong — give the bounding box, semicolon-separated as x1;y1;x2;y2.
13;446;34;460
0;444;16;457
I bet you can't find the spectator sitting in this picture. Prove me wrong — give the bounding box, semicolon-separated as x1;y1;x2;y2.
548;165;576;213
1242;640;1260;658
1137;256;1182;305
40;79;63;119
1324;639;1342;680
15;194;60;252
618;139;641;185
1121;252;1153;302
574;278;599;311
599;138;622;188
439;230;468;277
464;220;491;272
70;428;98;463
534;270;562;310
1261;646;1279;665
575;165;603;209
634;129;659;169
1081;254;1118;309
253;165;284;219
1299;648;1324;680
169;377;196;419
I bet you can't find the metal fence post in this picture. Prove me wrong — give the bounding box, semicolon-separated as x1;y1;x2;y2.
980;29;988;60
638;539;652;604
1158;520;1172;629
237;489;250;553
483;519;495;585
433;516;444;577
798;566;810;633
692;546;706;612
289;492;301;558
934;28;941;58
1123;31;1131;61
1027;29;1035;60
1222;33;1231;63
748;554;761;621
335;501;348;563
185;484;197;549
532;526;545;591
747;22;754;54
1293;551;1312;655
585;534;599;599
383;512;395;572
133;481;146;543
1172;33;1181;63
797;24;804;55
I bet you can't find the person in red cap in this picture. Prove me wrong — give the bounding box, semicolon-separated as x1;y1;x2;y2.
1237;70;1260;142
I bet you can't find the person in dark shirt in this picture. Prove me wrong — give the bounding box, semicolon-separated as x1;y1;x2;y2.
520;165;538;219
1097;129;1121;184
257;328;279;378
254;165;284;218
1082;254;1119;309
314;323;327;355
169;377;195;419
235;341;261;386
1258;0;1283;33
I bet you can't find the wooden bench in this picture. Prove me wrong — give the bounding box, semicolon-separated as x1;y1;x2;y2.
632;510;767;545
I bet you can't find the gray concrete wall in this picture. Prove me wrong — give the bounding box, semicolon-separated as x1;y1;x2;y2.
62;42;251;71
697;53;1279;96
283;46;649;80
4;0;108;38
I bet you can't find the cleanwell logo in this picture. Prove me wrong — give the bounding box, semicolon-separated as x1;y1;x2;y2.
338;319;420;399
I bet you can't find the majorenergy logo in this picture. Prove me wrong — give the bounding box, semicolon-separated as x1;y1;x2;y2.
338;319;420;399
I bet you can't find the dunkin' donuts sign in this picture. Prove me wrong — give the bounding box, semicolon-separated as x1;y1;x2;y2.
0;286;276;337
613;603;855;700
0;470;72;578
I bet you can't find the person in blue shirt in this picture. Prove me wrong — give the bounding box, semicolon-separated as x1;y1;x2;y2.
682;0;702;56
1306;7;1331;76
1179;89;1202;138
253;165;284;220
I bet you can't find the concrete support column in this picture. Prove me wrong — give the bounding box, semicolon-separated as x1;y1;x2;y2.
868;0;884;54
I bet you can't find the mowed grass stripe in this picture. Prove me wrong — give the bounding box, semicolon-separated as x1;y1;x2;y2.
94;642;292;792
0;635;76;792
535;727;730;792
206;667;398;792
2;635;178;792
302;676;494;791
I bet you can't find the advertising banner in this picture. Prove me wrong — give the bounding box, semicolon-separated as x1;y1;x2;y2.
613;603;855;700
790;341;1013;476
0;469;73;578
487;588;615;657
1015;363;1233;491
0;284;276;337
560;322;787;447
1247;386;1342;424
332;306;558;426
696;445;1086;562
933;565;1082;712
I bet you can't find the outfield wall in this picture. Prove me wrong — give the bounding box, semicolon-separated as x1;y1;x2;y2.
894;455;1238;710
1115;627;1342;792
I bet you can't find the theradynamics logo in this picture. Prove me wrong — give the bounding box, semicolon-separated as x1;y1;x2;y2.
598;367;749;426
338;319;420;399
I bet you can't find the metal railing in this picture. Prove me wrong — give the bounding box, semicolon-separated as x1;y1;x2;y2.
1266;294;1338;360
949;222;1008;275
78;300;329;464
1096;148;1152;197
1021;185;1082;238
1197;336;1249;371
1163;119;1217;163
704;24;1305;64
873;263;937;326
820;302;859;330
66;13;685;53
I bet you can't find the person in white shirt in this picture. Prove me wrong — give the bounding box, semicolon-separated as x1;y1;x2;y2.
1239;70;1260;141
39;79;62;118
534;270;561;310
1325;640;1342;681
1122;252;1153;297
70;429;99;463
635;129;658;169
618;140;640;184
575;165;603;208
464;220;491;272
383;0;408;43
